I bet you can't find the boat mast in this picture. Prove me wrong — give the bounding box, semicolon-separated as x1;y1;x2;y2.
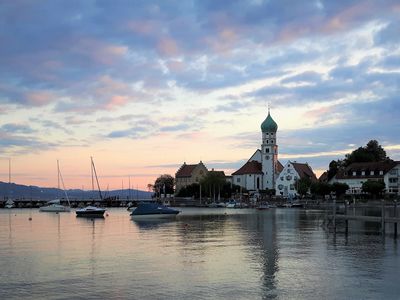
58;161;70;206
57;159;60;190
8;158;11;184
91;157;103;200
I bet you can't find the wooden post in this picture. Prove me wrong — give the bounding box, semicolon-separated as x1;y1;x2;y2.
333;197;336;233
345;200;348;235
394;200;398;238
381;200;385;235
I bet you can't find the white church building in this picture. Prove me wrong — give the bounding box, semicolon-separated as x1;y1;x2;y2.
231;110;317;196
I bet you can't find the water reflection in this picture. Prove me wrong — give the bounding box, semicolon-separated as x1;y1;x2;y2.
0;208;399;299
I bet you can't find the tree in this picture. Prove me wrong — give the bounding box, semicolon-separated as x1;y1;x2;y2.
310;182;332;198
327;160;344;181
154;174;174;197
344;140;389;166
295;177;312;197
331;182;349;198
200;171;226;200
362;180;385;198
176;183;200;198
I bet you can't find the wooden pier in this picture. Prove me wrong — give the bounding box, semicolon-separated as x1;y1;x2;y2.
327;199;399;237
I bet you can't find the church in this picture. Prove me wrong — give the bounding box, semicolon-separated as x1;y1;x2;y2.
231;110;317;197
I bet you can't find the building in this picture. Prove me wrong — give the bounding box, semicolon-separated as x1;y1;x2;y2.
175;161;208;193
275;161;317;198
232;110;283;191
330;161;400;195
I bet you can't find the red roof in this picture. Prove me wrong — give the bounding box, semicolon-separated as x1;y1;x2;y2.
232;160;263;175
277;160;284;173
319;171;328;182
176;164;197;177
292;162;317;182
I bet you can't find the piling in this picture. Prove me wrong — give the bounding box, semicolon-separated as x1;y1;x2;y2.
381;200;385;234
345;200;348;235
394;200;398;238
333;198;336;233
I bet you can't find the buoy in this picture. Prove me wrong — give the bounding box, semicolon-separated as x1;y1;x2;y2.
106;213;109;217
28;217;32;221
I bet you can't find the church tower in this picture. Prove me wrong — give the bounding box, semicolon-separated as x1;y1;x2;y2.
260;109;278;190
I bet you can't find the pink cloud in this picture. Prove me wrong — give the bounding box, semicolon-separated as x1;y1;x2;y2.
157;37;179;56
104;95;129;110
25;91;54;106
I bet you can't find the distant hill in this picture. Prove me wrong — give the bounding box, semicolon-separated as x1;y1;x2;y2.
0;181;152;201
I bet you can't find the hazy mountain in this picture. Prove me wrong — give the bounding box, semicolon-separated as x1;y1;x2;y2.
0;181;152;201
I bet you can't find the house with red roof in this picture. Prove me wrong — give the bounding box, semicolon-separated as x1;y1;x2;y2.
175;161;208;193
275;161;317;197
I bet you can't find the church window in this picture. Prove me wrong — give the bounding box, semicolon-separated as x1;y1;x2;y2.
265;148;270;153
271;133;274;136
266;140;269;144
270;140;274;144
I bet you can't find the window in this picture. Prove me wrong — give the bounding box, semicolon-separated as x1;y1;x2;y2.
352;171;356;176
265;148;270;153
370;171;374;176
271;133;274;137
270;140;274;144
266;140;269;144
265;155;270;160
389;169;398;175
389;178;398;183
278;184;283;190
379;171;383;175
280;177;284;181
237;178;241;183
361;171;365;176
290;184;295;190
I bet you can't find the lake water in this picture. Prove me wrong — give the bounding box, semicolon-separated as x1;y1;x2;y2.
0;208;399;299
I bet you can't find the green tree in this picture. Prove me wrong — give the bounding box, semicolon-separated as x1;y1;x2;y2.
154;174;174;196
344;140;389;166
362;180;385;198
310;182;332;198
200;171;226;200
331;182;349;198
176;183;200;198
327;160;344;181
296;177;312;197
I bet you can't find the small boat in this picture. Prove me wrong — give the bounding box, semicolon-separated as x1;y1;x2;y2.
76;206;106;217
40;199;71;212
40;160;71;213
226;199;237;208
257;202;269;210
5;199;15;209
130;202;179;219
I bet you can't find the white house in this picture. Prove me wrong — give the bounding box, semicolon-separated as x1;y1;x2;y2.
275;161;317;198
330;161;400;195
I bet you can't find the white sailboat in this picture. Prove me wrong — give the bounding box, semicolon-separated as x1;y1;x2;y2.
76;157;106;217
5;158;15;209
40;160;71;212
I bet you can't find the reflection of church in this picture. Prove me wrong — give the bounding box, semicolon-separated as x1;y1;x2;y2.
232;110;317;197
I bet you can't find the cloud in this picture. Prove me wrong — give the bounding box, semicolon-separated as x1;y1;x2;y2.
1;123;36;134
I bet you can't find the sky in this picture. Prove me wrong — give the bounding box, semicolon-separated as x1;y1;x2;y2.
0;0;399;191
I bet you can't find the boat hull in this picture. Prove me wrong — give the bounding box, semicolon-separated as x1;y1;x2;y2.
76;206;106;217
40;205;71;212
131;212;179;219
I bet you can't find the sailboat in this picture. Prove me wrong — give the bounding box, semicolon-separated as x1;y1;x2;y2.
5;158;15;209
40;160;71;212
76;157;106;217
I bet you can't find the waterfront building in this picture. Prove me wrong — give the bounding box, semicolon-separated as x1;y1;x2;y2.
329;161;400;195
232;110;284;191
175;161;208;193
275;161;317;198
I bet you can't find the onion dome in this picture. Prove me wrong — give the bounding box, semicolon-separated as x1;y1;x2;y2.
261;112;278;133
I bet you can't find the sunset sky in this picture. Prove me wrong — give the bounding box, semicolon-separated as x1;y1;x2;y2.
1;0;399;191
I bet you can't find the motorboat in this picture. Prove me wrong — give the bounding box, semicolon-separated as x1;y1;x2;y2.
226;199;238;208
76;206;106;217
130;202;179;219
40;199;71;212
257;202;269;210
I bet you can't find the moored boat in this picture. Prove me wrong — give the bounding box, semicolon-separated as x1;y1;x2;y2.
40;199;71;212
76;206;106;217
130;202;179;219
